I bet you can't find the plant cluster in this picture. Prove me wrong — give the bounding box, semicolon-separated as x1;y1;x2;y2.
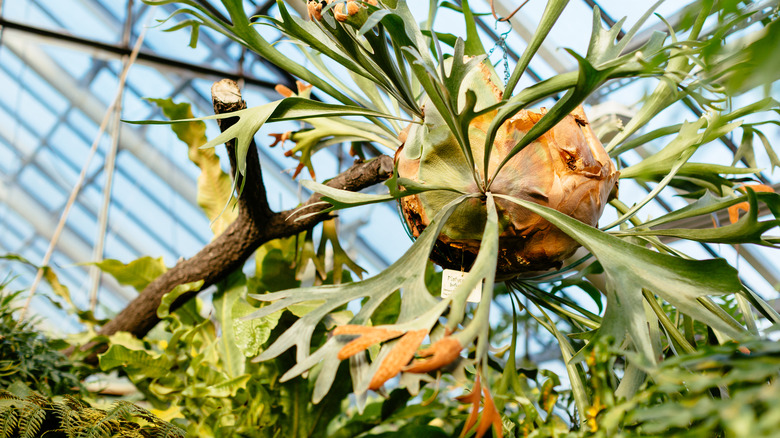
6;0;780;436
95;236;447;437
0;281;185;437
0;382;184;438
0;287;86;397
120;0;780;435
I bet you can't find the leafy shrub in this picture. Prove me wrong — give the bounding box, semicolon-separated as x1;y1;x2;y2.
0;287;86;397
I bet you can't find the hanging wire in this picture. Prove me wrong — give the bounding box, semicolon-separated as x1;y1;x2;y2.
486;0;532;86
486;20;513;85
489;0;531;22
17;19;148;323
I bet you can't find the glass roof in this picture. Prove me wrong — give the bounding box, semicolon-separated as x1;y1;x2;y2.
1;0;778;333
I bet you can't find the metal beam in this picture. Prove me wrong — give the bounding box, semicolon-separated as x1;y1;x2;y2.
0;179;135;303
0;18;280;91
2;28;199;206
0;70;208;258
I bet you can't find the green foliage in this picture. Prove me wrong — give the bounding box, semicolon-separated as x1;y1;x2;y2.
589;339;780;437
0;383;184;438
0;288;87;397
128;97;407;178
97;237;370;437
146;98;237;235
119;0;780;435
92;257;168;293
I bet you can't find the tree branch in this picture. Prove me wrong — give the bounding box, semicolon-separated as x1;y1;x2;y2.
90;79;394;346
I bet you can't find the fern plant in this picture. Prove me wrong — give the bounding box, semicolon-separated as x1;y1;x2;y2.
0;384;184;438
0;286;87;397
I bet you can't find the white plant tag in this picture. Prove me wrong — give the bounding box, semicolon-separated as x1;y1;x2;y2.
441;269;482;303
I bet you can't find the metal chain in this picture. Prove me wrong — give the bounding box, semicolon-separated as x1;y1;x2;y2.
487;20;513;85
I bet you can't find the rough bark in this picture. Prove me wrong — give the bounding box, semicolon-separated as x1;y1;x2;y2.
90;79;394;346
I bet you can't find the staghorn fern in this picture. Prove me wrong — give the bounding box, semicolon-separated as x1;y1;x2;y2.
139;0;780;432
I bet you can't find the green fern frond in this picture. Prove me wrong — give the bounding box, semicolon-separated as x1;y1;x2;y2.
0;390;183;438
80;401;134;438
0;391;18;401
0;404;19;438
51;397;79;437
18;402;46;438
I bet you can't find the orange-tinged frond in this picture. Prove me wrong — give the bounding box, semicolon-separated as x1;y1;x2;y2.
275;84;295;98
476;385;503;438
404;336;462;373
456;375;482;437
728;184;775;224
269;131;291;147
295;81;313;98
334;325;404;360
456;374;503;438
368;329;427;390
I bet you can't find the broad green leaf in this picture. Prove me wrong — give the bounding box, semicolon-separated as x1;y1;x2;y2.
253;236;301;292
212;271;247;378
232;298;281;358
99;344;172;379
147;97;236;235
146;97;206;147
93;256;168;292
201;375;251;398
39;267;73;309
106;330;146;350
157;280;205;319
1;254;74;308
496;194;746;362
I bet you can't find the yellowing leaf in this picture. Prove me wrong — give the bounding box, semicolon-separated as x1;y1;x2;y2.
147;97;236;235
93;256;168;292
